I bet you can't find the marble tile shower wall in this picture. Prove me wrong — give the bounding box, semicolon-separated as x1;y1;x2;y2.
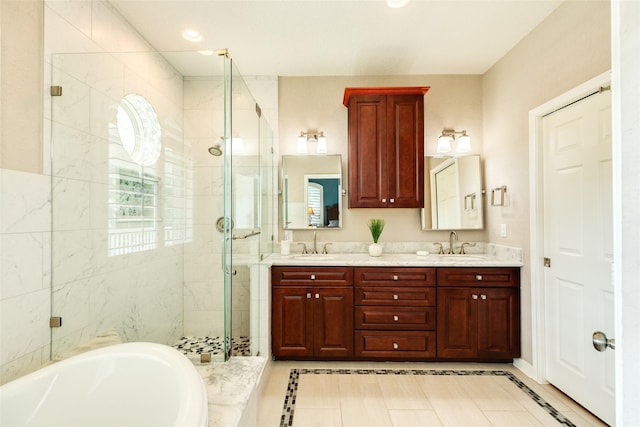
0;169;53;384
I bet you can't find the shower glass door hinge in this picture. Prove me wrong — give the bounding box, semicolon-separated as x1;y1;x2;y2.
50;317;62;328
50;86;62;96
544;257;551;268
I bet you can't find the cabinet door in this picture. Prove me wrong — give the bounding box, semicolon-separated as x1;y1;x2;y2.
348;94;387;208
437;287;477;359
386;95;424;208
477;288;521;359
272;287;313;357
314;287;354;358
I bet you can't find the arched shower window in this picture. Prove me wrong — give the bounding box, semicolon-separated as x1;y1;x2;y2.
116;94;162;166
108;94;162;256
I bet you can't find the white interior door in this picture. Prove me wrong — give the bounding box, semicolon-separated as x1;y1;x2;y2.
543;90;615;424
431;159;460;229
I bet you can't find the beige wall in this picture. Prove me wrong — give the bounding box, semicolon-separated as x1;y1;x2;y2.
279;75;486;244
482;0;611;364
0;1;43;172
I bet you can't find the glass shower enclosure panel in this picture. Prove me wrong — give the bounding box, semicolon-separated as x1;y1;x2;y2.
49;51;198;359
224;58;266;358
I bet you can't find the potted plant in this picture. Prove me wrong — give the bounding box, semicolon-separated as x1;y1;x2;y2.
367;218;385;257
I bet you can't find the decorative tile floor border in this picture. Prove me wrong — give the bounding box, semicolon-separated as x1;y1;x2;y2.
280;369;576;427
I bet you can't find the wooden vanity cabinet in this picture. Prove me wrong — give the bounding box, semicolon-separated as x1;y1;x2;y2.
271;266;353;359
344;87;429;208
437;267;521;360
354;267;437;359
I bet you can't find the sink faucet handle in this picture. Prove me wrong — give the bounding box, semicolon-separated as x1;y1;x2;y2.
459;242;476;254
322;243;332;254
433;242;444;254
297;242;308;254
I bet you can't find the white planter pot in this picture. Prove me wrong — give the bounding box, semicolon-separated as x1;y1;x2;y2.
368;243;383;257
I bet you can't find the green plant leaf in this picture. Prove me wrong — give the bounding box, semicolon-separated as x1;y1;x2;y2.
367;218;385;243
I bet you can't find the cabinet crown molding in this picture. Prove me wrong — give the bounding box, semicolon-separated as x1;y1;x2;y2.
342;86;430;107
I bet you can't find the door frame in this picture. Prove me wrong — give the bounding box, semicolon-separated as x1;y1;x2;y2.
527;70;612;384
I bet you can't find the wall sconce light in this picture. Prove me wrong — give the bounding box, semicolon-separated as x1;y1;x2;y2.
437;129;471;154
297;130;327;154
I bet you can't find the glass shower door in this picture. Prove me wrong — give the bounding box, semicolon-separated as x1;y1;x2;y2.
223;57;264;358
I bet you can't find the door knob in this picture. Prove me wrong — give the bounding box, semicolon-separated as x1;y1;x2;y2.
592;331;615;352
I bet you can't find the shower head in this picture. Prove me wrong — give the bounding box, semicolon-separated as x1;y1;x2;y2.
208;141;223;157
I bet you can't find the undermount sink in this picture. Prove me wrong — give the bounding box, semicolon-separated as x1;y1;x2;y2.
292;254;335;260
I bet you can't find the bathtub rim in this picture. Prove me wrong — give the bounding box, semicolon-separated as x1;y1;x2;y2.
0;341;208;427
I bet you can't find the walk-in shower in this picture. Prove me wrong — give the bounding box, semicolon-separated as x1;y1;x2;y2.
49;50;274;363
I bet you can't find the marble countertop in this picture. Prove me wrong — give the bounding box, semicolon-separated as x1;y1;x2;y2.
266;252;523;267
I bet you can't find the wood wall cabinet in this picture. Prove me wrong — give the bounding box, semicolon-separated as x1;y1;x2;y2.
271;266;354;359
354;267;437;359
436;267;521;360
343;87;429;208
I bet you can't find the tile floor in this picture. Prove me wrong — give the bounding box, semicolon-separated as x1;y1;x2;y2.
256;361;609;427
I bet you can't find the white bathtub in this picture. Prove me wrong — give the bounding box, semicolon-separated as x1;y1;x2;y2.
0;342;208;427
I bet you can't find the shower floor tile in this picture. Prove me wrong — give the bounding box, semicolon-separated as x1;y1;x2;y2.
173;336;250;357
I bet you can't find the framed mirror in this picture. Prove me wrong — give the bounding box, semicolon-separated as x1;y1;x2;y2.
282;155;342;229
421;154;483;230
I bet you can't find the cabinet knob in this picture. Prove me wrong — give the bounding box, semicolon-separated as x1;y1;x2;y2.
393;294;399;300
480;294;487;300
382;198;387;203
393;315;399;321
315;293;319;299
390;198;395;203
393;275;398;281
475;275;483;281
310;274;316;280
306;293;311;299
472;294;479;300
393;342;399;350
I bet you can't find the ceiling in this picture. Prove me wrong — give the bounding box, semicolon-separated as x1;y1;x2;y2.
109;0;564;77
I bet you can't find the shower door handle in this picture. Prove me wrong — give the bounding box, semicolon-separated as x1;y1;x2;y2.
231;230;261;240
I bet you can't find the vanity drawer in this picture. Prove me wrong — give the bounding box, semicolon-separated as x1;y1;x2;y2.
437;267;519;287
354;267;436;287
355;286;435;306
355;331;436;358
272;266;353;286
355;306;436;330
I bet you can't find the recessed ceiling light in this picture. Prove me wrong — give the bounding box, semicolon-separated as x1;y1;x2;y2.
182;29;203;42
387;0;409;8
198;50;215;56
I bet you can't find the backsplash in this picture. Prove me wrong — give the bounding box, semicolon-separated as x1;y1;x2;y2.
278;240;523;263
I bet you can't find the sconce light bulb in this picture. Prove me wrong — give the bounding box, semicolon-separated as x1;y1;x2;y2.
436;135;452;153
457;134;471;153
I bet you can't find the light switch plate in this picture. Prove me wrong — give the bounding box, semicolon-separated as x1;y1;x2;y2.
500;223;507;237
283;230;293;241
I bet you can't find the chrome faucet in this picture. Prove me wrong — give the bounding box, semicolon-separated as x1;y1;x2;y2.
448;231;458;254
311;231;318;254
